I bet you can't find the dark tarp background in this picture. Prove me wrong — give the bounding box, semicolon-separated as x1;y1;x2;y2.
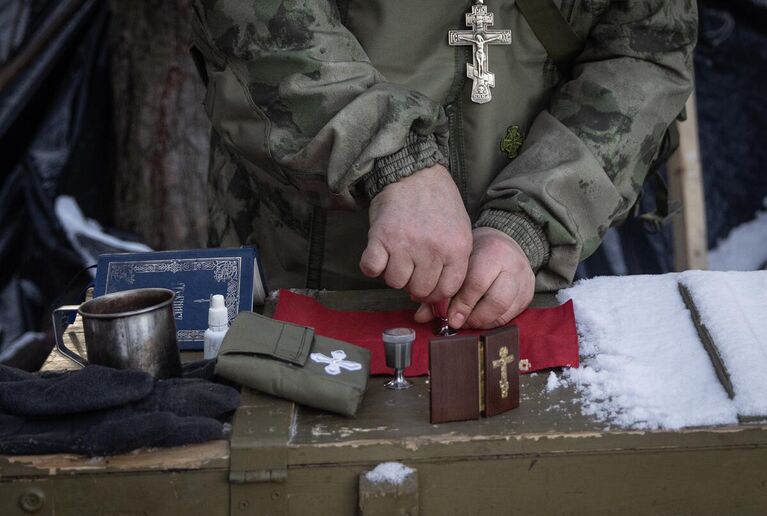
1;0;766;369
0;0;113;368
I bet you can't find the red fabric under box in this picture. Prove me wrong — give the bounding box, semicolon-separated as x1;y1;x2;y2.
272;289;579;376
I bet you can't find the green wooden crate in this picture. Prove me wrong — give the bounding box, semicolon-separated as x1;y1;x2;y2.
2;290;766;515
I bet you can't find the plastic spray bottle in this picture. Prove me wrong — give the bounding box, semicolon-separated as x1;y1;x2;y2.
204;294;229;359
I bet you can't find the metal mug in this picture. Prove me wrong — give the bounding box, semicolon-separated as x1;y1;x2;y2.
52;288;182;378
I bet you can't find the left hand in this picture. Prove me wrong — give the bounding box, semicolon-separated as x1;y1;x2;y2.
414;227;535;329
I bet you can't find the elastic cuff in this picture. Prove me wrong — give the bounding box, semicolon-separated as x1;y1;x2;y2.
475;210;550;272
363;132;448;199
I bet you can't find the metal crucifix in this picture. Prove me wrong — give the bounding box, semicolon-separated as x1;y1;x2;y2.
492;346;514;399
448;0;512;104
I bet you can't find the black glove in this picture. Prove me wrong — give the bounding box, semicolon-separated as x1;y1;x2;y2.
0;365;154;416
133;377;239;419
0;363;240;456
0;410;224;456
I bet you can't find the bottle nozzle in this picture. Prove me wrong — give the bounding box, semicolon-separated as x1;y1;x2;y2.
208;294;229;329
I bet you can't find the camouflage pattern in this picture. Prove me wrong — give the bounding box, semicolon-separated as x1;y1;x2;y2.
192;0;697;291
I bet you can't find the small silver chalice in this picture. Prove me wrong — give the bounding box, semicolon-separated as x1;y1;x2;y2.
382;328;416;390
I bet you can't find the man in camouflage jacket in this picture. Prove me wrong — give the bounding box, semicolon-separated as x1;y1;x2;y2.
191;0;697;329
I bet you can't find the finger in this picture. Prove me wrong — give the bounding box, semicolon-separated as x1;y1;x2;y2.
503;271;535;322
383;253;415;290
359;238;389;278
466;272;517;329
448;260;498;329
423;258;468;304
414;303;432;323
406;260;442;300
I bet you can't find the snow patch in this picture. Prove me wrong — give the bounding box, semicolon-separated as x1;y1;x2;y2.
545;371;564;392
365;462;414;485
709;199;767;271
557;274;738;429
680;271;767;416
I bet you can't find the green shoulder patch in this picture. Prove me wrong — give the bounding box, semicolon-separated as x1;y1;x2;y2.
500;126;525;160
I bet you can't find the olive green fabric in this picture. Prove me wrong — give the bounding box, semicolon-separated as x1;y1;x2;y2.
215;312;370;416
192;0;698;291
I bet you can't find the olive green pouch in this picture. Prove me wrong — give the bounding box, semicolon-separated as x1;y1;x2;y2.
214;312;370;416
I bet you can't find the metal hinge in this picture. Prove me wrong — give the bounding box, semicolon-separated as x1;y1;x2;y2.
229;469;288;484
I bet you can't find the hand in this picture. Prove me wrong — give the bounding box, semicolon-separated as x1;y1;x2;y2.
360;164;472;302
415;227;535;329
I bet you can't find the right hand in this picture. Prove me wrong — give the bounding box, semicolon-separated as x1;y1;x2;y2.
359;164;472;303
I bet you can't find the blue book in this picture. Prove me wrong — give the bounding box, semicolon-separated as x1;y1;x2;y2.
94;247;266;351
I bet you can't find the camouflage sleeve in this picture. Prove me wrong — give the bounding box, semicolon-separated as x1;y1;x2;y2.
476;0;698;291
191;0;448;209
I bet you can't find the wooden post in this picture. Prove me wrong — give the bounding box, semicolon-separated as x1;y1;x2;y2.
109;0;210;250
667;90;708;271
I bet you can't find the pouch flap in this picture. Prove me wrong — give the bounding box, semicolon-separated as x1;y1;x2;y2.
220;312;313;366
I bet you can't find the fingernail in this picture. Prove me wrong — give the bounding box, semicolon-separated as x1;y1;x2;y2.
451;312;465;328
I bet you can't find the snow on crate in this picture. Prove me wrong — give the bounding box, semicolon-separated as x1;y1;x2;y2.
365;462;415;485
545;371;566;392
680;271;767;416
557;274;738;430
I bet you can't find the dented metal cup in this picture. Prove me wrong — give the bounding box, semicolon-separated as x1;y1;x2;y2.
52;288;182;378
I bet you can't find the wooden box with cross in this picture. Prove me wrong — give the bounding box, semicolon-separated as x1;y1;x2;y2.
429;327;520;423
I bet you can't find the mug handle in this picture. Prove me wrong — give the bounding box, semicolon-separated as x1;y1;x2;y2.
52;305;88;367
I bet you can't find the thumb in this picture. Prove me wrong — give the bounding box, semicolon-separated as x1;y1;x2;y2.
359;238;388;278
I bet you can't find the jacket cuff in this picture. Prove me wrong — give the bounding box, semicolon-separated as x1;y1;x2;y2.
475;209;551;272
362;132;448;199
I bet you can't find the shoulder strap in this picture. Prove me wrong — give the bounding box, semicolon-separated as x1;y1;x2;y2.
515;0;584;73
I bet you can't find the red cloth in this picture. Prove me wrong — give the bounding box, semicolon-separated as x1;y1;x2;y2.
273;289;579;376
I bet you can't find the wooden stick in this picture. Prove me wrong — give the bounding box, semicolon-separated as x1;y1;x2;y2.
668;90;708;271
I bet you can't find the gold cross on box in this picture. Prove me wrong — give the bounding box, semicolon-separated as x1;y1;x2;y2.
492;345;514;399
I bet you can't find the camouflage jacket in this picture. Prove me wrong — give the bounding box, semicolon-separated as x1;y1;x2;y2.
191;0;697;291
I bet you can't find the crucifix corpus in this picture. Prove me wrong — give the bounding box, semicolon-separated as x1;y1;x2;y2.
448;0;512;104
492;346;514;399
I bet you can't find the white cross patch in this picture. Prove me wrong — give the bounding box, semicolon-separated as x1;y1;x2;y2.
310;350;362;376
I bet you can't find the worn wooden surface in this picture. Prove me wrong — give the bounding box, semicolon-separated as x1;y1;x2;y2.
42;287;92;372
41;310;86;372
1;440;229;478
